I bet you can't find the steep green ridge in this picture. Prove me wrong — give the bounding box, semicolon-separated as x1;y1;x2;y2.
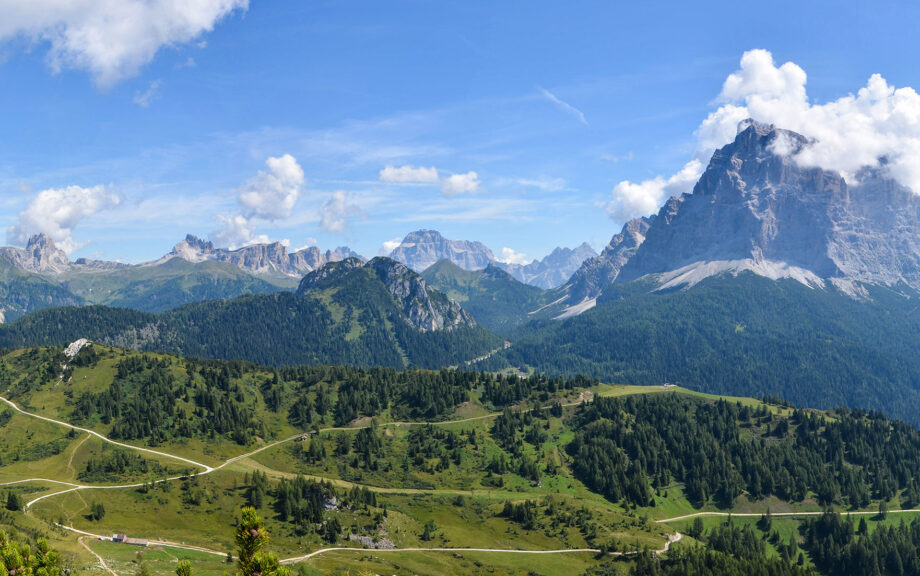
61;258;292;313
421;259;549;334
0;259;502;369
490;272;920;424
0;259;82;322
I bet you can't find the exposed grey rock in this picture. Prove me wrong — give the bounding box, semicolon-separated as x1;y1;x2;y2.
168;234;363;277
298;256;478;332
388;230;495;272
366;257;478;332
614;120;920;295
497;242;598;289
0;234;72;275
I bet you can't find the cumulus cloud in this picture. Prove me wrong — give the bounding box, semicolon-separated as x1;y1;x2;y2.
699;48;920;192
210;214;269;249
608;48;920;221
0;0;248;87
498;247;530;265
320;190;361;233
379;164;439;183
606;160;703;221
8;184;120;253
380;237;402;256
238;154;305;221
441;171;480;196
212;154;305;248
379;164;484;197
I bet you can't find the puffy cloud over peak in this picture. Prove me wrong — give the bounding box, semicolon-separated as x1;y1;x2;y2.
609;48;920;223
700;49;920;191
441;171;480;196
238;154;305;221
0;0;248;87
498;247;530;265
606;160;702;222
8;184;120;253
212;154;304;248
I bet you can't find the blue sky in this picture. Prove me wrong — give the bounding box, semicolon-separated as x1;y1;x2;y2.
0;0;918;263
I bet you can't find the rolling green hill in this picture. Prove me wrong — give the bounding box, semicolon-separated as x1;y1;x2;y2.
4;344;920;575
421;259;549;334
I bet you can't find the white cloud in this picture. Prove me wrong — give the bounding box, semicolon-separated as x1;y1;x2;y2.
210;214;268;249
698;48;920;192
539;87;588;125
320;190;361;233
441;171;480;196
609;48;920;222
212;154;304;248
380;237;402;256
0;0;247;87
238;154;305;221
379;164;439;183
8;184;120;253
606;160;703;221
498;247;530;265
133;80;161;108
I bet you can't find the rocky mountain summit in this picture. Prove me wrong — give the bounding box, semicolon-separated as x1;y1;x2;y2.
168;235;362;278
388;230;495;272
615;120;920;295
388;229;595;289
543;216;654;318
544;119;920;318
0;234;72;275
496;243;597;289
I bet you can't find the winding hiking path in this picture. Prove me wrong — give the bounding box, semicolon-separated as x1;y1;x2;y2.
0;388;593;510
0;397;212;471
280;532;683;564
79;537;119;576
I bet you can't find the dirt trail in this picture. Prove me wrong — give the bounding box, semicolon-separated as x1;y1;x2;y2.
79;537;119;576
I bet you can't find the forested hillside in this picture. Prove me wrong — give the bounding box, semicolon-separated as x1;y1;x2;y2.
5;343;920;575
0;259;502;369
421;259;549;333
488;273;920;424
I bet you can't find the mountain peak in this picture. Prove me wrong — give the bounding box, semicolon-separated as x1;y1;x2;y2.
389;229;494;272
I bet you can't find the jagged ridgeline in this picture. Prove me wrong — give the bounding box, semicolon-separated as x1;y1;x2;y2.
0;257;501;368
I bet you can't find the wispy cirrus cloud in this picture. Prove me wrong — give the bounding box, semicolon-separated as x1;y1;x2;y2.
538;86;588;125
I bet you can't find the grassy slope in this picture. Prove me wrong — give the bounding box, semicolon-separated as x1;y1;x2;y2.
421;259;549;335
4;347;919;575
60;258;292;313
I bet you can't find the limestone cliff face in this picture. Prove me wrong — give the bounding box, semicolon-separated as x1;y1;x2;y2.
0;234;72;275
388;230;495;272
169;234;362;277
611;121;920;295
298;257;478;333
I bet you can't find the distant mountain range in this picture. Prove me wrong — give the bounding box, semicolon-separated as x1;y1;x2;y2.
0;256;500;368
0;233;363;321
387;229;596;289
11;119;920;423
